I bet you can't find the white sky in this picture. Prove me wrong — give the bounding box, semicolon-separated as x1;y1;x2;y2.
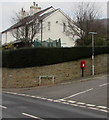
0;0;108;32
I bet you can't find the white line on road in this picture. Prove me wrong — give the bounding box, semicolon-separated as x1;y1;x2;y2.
39;97;47;100
59;99;66;102
22;113;44;120
86;104;96;107
53;100;61;102
67;100;76;103
62;102;70;105
97;106;107;109
78;105;86;108
3;91;109;113
88;107;100;111
0;105;7;109
77;102;85;105
99;83;109;87
62;88;93;99
96;109;108;113
70;104;79;106
47;99;53;101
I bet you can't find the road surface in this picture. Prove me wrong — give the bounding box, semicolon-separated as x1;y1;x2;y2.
2;75;109;119
2;92;108;119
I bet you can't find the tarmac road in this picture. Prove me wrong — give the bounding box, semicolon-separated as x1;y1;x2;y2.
2;74;109;119
2;92;108;119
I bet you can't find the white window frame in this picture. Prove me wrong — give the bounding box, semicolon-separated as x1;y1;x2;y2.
63;23;66;32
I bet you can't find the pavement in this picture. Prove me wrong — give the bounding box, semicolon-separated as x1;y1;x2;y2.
2;74;109;119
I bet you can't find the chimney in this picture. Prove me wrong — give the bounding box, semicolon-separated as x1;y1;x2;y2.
36;4;38;7
19;8;26;17
30;2;41;15
21;8;23;12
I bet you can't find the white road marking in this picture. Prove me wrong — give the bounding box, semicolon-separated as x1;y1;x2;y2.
53;100;60;102
19;94;26;96
25;94;31;97
70;104;79;106
47;99;53;101
0;105;7;109
77;102;85;105
97;106;107;109
4;91;17;95
31;96;37;98
86;104;96;107
22;113;44;120
18;93;26;96
99;83;109;87
67;100;76;103
62;88;93;99
59;99;66;102
40;97;47;100
3;91;109;113
88;107;100;111
3;91;109;114
78;105;86;108
62;102;70;105
36;96;42;99
98;109;108;113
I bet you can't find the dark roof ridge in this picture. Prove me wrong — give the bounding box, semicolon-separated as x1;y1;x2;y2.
2;6;54;33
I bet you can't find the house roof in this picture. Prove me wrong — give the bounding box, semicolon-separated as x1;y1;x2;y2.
39;9;58;20
2;6;78;34
2;6;54;33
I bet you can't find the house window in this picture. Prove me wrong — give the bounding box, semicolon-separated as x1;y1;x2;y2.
48;22;51;31
63;23;66;32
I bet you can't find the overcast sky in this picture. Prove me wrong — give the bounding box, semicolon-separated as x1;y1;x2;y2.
0;0;108;32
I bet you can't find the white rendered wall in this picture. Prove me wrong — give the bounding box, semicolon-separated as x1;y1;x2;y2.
2;9;80;47
2;31;16;45
40;10;80;47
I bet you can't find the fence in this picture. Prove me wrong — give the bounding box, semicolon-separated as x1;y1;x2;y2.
39;75;55;85
33;38;61;48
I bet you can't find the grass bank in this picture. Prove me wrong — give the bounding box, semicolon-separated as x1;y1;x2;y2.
2;54;108;88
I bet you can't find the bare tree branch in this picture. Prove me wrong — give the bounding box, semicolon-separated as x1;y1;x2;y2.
11;10;40;47
70;2;104;46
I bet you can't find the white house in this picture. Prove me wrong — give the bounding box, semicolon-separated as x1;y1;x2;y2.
2;2;80;47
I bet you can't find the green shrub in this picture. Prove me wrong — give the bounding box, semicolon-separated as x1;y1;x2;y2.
2;47;109;68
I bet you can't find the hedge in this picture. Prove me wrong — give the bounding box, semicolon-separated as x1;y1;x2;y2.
2;47;109;68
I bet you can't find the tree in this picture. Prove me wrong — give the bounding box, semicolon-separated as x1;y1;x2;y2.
71;2;106;46
11;8;40;47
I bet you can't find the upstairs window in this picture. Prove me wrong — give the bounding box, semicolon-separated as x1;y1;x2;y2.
56;21;58;23
63;23;66;32
48;22;51;31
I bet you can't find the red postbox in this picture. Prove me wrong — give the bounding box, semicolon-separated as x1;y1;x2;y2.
80;60;86;77
80;60;86;68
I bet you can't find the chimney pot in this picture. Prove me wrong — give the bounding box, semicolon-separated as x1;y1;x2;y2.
21;8;23;12
36;4;38;7
33;2;35;6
